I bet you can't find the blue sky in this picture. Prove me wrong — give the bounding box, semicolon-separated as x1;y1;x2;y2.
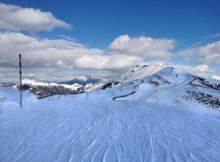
0;0;220;81
5;0;220;48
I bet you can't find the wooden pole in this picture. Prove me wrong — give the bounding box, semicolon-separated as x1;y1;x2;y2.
19;54;22;107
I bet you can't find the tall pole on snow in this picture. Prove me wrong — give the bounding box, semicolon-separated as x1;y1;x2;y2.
19;54;22;107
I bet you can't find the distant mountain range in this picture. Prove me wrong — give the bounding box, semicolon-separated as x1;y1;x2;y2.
0;76;103;99
58;76;102;86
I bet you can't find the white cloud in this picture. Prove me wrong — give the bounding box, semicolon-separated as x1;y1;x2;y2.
108;35;176;58
189;64;215;74
0;3;71;31
0;32;145;81
209;33;220;38
0;31;143;71
179;41;220;64
0;31;101;67
74;54;143;69
1;31;219;81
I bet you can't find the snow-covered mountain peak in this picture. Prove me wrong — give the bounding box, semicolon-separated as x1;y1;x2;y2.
151;67;191;85
118;64;191;85
155;67;189;76
119;64;164;82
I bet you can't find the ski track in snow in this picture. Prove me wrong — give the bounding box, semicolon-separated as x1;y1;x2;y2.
0;87;220;162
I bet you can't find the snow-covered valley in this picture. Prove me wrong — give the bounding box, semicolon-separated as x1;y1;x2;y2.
1;65;220;162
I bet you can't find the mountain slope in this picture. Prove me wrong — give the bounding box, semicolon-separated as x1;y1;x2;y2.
96;65;220;109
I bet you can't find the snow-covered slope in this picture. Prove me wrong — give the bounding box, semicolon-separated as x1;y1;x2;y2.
0;87;220;162
1;65;220;161
96;65;220;109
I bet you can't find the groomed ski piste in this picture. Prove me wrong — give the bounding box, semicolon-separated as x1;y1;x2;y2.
1;66;220;162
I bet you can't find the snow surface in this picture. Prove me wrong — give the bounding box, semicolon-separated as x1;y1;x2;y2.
1;86;220;162
1;66;220;162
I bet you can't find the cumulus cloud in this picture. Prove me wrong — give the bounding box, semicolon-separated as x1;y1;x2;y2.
0;32;145;81
177;64;215;78
1;31;219;81
179;41;220;64
0;31;143;71
108;35;176;58
0;31;100;67
0;3;71;31
74;54;143;69
189;64;215;74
